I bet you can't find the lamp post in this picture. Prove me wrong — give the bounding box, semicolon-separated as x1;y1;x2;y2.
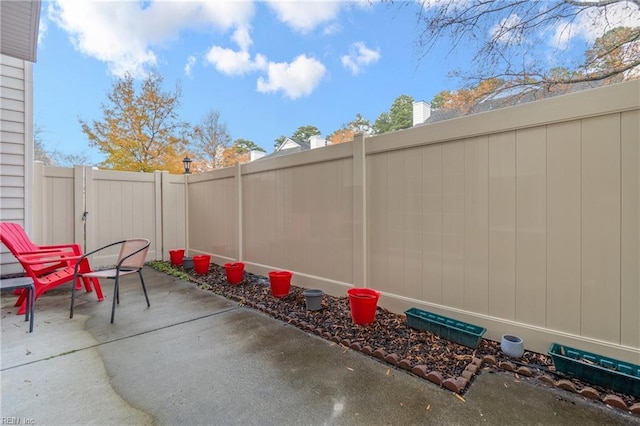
182;156;192;174
182;156;191;268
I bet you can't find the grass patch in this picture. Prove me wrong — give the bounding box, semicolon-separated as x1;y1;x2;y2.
148;261;192;281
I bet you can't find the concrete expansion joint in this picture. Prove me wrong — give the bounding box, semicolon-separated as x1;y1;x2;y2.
1;306;241;373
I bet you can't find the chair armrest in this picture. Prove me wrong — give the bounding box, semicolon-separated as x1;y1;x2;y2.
19;252;82;265
19;247;78;256
83;240;126;258
37;243;82;255
72;240;128;274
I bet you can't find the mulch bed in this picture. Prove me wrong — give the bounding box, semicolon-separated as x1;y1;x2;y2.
161;261;639;415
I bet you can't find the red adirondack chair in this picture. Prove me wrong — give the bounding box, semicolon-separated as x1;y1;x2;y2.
0;222;104;314
2;223;79;276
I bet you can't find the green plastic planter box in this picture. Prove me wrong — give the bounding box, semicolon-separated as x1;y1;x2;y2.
548;343;640;398
404;308;486;348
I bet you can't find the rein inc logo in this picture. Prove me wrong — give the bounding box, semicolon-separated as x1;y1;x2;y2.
1;418;35;425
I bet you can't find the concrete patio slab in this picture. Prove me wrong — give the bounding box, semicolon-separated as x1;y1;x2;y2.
2;267;638;425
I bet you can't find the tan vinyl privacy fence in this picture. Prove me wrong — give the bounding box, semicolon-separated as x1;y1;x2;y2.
29;164;187;268
11;81;639;363
189;81;640;363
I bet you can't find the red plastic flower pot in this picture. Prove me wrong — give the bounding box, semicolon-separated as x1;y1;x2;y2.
193;255;211;274
347;288;380;325
169;249;185;266
224;262;245;284
268;271;293;298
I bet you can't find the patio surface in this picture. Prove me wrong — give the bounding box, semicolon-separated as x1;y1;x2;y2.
1;267;638;425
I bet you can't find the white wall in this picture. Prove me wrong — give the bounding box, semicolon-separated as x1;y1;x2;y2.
0;54;33;274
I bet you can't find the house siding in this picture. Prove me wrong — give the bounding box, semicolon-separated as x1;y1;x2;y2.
0;54;33;275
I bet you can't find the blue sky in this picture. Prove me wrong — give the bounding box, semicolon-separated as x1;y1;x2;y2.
33;1;636;164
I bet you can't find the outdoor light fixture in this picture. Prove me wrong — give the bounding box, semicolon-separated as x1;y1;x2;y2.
182;156;192;174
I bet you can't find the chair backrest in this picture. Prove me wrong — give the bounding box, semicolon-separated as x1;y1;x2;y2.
0;222;39;254
118;239;150;270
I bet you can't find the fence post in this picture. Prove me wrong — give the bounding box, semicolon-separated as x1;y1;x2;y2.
73;165;86;250
184;172;189;258
155;171;165;261
352;133;367;287
82;166;95;253
236;162;243;261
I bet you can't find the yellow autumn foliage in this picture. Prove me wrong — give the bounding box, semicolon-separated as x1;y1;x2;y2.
80;72;188;174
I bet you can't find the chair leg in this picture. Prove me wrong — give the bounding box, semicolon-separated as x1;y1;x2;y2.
70;273;78;318
77;259;104;301
27;285;34;333
17;285;45;316
138;271;150;307
111;277;119;324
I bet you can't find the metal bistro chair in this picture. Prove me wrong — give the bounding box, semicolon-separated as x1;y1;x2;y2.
70;239;150;323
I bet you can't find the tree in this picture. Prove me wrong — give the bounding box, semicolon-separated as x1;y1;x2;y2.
372;112;392;135
328;128;355;145
274;126;321;150
585;27;640;82
221;146;249;168
34;124;90;167
80;72;188;173
218;139;261;167
372;95;414;135
233;139;265;153
406;0;640;92
48;149;91;168
291;125;321;142
34;125;53;165
274;135;287;150
328;113;372;144
218;139;265;168
430;78;504;112
347;113;372;134
430;91;451;110
191;110;232;171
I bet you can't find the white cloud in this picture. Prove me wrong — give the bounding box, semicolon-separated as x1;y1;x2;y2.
550;19;578;50
206;47;267;76
341;42;380;75
323;22;342;36
184;56;196;77
257;55;326;99
550;1;640;49
45;0;353;99
38;16;48;45
197;1;256;29
47;0;255;77
232;26;253;52
266;0;343;34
